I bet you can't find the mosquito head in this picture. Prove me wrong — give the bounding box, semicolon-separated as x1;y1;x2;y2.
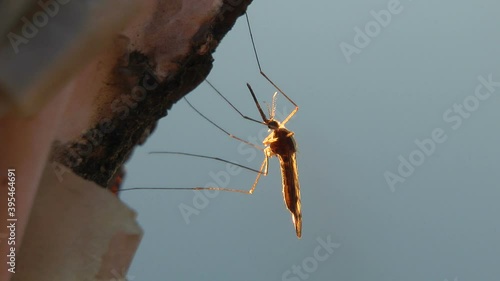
267;119;280;130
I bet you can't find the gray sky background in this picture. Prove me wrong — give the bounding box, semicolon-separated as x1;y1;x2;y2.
122;0;500;280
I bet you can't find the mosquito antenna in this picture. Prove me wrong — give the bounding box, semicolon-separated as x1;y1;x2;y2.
246;83;269;122
271;92;278;119
263;101;272;119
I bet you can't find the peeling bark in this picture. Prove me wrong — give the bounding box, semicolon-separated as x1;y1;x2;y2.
50;0;253;187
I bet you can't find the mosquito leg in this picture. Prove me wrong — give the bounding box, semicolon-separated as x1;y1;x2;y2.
191;153;268;194
149;151;263;174
184;97;264;151
245;12;299;126
120;154;269;194
205;79;265;126
247;152;269;194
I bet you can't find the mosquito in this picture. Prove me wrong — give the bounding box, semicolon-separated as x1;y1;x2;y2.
121;13;302;238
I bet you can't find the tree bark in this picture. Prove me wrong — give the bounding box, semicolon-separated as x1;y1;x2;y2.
0;1;252;280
